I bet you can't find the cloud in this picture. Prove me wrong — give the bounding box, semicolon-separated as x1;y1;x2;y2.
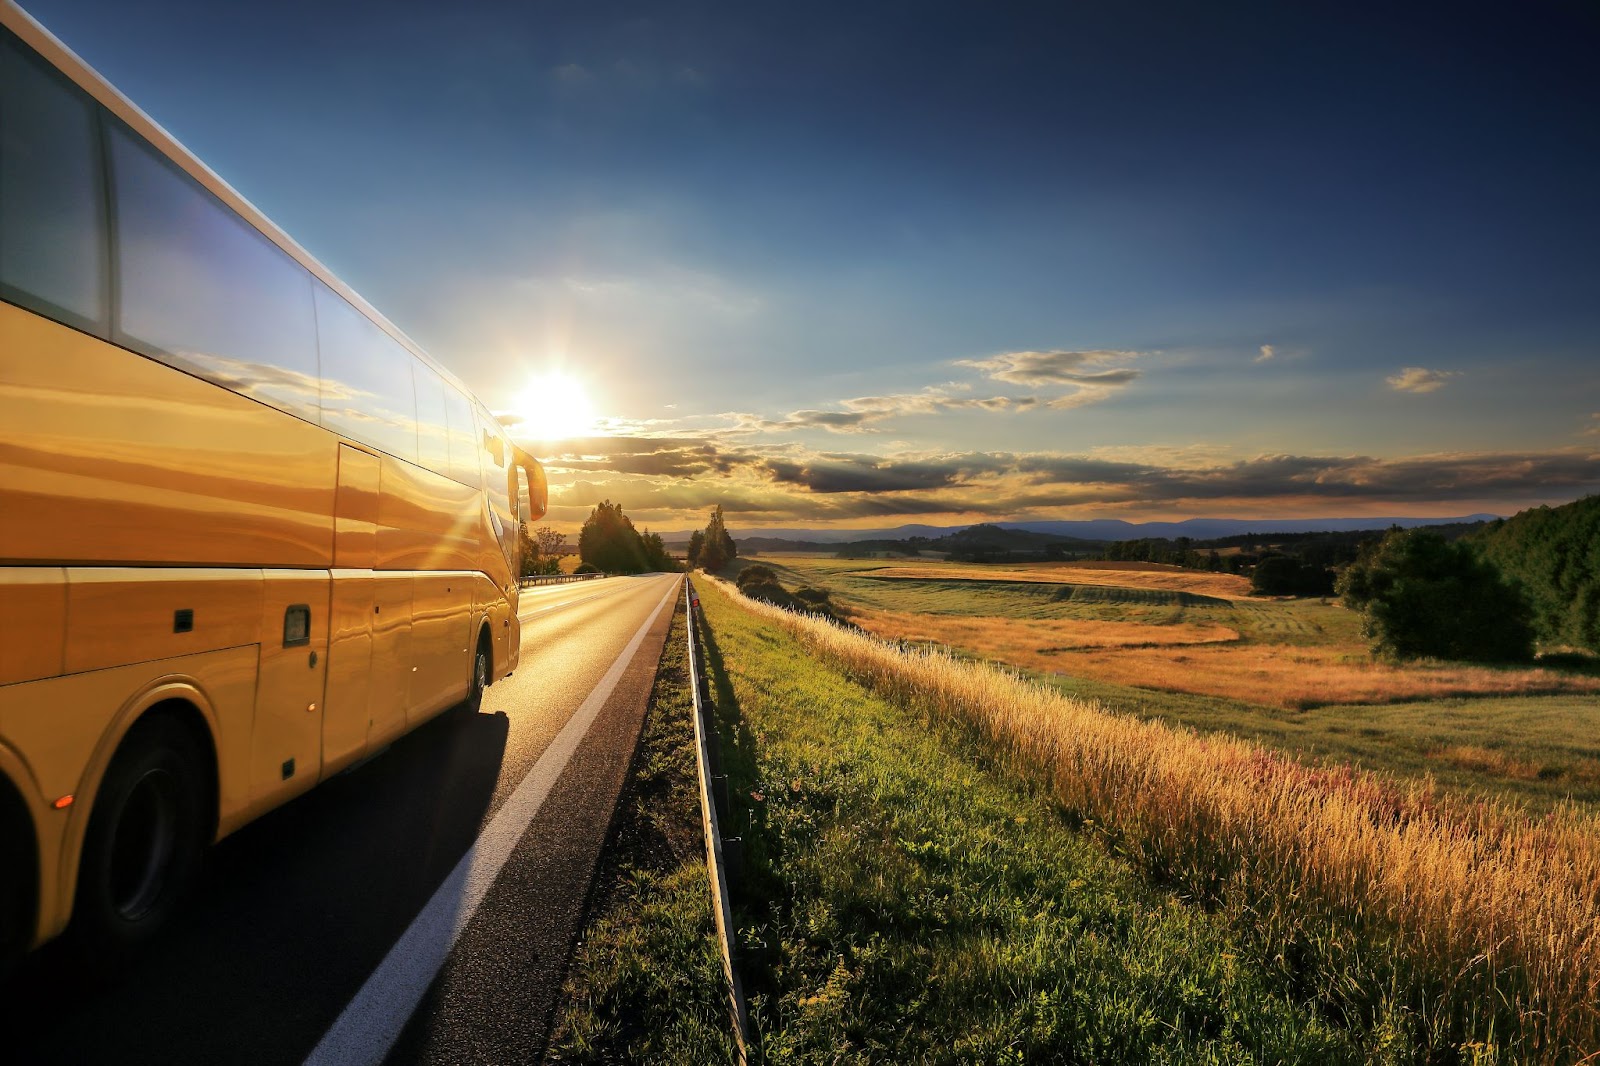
744;388;1043;434
956;349;1143;387
1583;414;1600;438
1386;367;1459;394
761;452;1013;494
1256;344;1276;362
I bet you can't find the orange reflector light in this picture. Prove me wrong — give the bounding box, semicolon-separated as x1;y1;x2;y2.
307;702;317;712
53;794;74;810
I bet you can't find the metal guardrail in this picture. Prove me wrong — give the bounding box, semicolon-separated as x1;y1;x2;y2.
518;572;604;588
684;578;751;1064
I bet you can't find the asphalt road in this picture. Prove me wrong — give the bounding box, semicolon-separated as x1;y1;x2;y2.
1;572;683;1066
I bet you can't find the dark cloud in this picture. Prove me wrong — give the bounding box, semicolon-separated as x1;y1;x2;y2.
535;436;1600;530
534;434;758;478
761;452;1014;493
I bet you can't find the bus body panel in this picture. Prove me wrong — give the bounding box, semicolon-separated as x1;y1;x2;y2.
0;303;338;570
366;575;414;750
63;568;264;675
333;446;381;570
409;573;472;724
0;567;66;686
322;571;376;778
250;571;330;809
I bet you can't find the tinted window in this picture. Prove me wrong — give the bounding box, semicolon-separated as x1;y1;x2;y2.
413;360;451;475
443;386;479;487
315;282;418;463
110;125;320;421
0;30;108;332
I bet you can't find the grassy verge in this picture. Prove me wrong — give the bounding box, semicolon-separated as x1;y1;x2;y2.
695;580;1373;1063
546;598;737;1064
701;577;1600;1063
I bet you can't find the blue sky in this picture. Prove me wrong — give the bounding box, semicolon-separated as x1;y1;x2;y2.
27;0;1600;529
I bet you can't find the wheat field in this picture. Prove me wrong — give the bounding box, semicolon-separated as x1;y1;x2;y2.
710;578;1600;1060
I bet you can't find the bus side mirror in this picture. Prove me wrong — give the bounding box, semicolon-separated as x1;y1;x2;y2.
514;448;547;523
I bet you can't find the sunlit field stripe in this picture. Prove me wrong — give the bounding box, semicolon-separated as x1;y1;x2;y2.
303;575;681;1066
709;578;1600;1058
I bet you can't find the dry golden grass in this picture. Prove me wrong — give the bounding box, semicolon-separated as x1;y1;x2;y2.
709;578;1600;1059
1019;641;1600;710
851;601;1600;710
853;609;1240;669
866;562;1254;599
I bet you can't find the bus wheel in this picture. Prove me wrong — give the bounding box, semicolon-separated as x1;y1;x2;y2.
463;637;491;716
72;716;205;962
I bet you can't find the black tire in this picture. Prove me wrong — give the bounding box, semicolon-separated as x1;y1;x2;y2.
462;636;491;716
0;785;35;978
71;715;205;962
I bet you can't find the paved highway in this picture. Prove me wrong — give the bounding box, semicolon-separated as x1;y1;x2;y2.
1;573;683;1066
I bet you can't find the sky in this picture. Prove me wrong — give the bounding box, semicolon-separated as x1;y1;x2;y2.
26;0;1600;532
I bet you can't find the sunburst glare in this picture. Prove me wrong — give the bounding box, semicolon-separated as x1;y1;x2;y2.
516;371;597;441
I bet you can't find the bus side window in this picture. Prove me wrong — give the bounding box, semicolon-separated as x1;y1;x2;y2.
443;386;480;488
108;123;320;423
413;360;451;476
315;282;419;465
0;28;109;335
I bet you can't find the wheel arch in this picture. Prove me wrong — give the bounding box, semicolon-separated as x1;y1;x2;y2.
49;681;222;944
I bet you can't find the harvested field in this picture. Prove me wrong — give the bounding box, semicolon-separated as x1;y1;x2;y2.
863;562;1252;599
854;609;1240;665
1028;641;1600;710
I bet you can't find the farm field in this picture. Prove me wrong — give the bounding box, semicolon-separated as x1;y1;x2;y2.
700;578;1600;1060
742;553;1600;807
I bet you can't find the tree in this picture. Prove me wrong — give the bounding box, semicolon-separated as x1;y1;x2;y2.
1336;529;1534;662
578;500;648;574
639;529;678;572
1251;554;1334;597
518;522;564;577
1473;495;1600;653
698;505;738;573
686;530;706;569
533;526;569;561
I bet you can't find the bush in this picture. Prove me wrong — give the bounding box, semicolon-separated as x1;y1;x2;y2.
1250;554;1335;597
1336;529;1534;662
736;565;779;592
574;563;601;575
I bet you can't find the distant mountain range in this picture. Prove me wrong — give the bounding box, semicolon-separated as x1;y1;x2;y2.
661;515;1501;548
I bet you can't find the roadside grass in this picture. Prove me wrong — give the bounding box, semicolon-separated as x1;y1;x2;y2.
704;578;1600;1061
694;581;1367;1063
546;599;737;1065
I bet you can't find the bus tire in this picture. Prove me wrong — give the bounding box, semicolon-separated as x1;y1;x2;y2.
0;779;36;977
462;633;492;716
71;715;205;962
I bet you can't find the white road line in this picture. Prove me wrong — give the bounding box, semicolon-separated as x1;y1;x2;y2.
303;575;681;1066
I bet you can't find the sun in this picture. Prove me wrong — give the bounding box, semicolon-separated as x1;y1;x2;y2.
516;371;597;441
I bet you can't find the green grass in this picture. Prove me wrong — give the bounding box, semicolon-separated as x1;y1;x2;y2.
547;600;738;1064
694;580;1390;1064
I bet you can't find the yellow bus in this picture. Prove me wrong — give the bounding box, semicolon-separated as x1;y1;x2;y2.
0;0;547;963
